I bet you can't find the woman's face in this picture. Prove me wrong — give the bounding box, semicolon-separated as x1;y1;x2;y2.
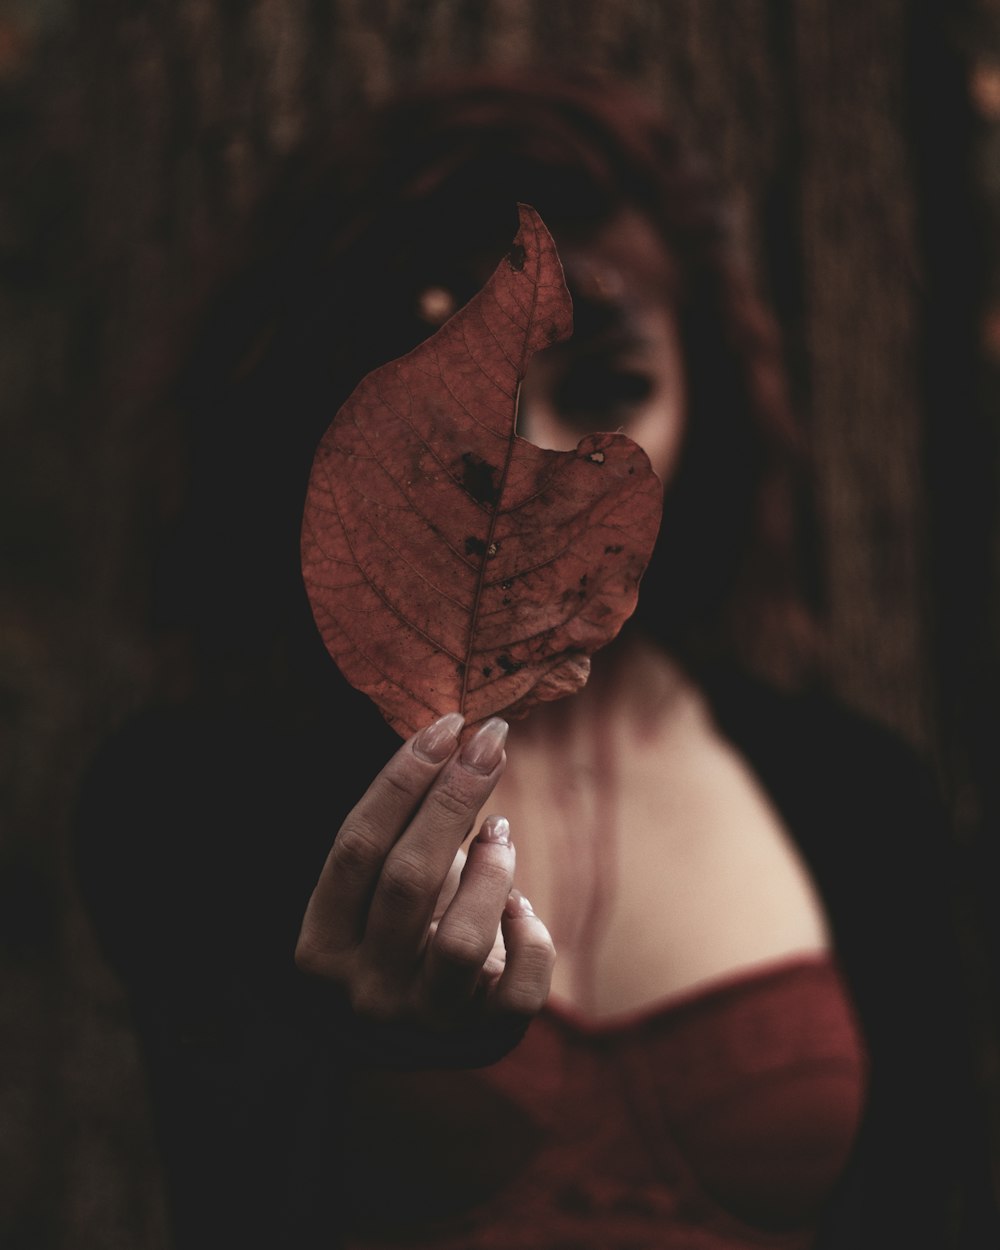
517;209;686;484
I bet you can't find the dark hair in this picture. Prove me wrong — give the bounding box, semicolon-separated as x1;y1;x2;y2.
159;71;821;707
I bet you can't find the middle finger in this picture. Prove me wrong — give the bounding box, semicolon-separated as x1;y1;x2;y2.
362;718;509;974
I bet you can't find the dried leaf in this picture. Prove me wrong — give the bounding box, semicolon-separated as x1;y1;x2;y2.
302;204;663;738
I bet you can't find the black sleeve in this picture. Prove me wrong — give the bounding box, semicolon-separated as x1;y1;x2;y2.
718;681;1000;1250
73;706;529;1249
811;711;998;1250
73;709;358;1250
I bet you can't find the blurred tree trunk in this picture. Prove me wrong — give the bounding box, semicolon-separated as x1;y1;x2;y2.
3;1;998;1244
908;0;1000;1173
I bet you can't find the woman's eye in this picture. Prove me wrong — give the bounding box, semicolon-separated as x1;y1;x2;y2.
552;367;654;427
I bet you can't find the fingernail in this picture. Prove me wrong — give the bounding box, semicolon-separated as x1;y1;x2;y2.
412;712;464;763
461;717;509;773
505;888;534;918
477;815;511;846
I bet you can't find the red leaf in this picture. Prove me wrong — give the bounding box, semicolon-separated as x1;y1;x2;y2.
301;205;663;738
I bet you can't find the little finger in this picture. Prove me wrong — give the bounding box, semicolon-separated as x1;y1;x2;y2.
490;892;556;1019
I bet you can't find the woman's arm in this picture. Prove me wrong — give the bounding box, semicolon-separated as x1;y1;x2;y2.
73;706;554;1248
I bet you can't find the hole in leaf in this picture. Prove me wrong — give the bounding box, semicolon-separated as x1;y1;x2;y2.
508;243;526;272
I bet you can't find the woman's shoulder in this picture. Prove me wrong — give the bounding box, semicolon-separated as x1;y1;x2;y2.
702;667;945;843
701;668;954;974
704;666;929;769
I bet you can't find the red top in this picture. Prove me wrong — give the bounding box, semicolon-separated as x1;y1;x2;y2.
343;953;868;1249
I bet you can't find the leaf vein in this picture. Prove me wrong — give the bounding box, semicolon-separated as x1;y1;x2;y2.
468;297;521;380
344;402;482;570
325;473;466;667
313;606;440;716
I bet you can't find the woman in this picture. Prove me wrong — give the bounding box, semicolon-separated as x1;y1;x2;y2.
75;74;996;1248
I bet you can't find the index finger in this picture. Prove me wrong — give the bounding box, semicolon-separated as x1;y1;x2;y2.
299;712;465;959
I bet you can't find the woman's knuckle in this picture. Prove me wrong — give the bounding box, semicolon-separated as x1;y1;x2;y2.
379;853;432;906
380;763;423;805
428;779;475;821
294;934;327;977
525;931;558;970
434;924;490;971
471;855;514;891
333;821;383;875
497;982;545;1017
294;933;348;981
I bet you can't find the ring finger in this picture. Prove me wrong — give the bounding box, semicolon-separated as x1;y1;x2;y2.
423;815;515;1006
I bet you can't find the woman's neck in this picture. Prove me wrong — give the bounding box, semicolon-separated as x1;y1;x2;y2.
517;632;699;745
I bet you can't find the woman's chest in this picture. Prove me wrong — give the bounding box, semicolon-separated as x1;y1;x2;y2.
338;956;866;1250
486;710;830;1020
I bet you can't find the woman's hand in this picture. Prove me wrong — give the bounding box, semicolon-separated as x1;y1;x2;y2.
295;712;555;1045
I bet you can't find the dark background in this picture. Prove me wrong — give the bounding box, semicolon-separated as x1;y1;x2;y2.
4;2;1000;1246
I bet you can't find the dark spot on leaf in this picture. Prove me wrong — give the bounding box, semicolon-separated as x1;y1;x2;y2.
579;574;588;587
482;666;493;678
507;243;526;272
502;596;511;606
461;452;500;506
465;535;487;557
588;451;605;464
456;661;466;679
628;465;635;474
497;653;522;674
604;544;623;555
